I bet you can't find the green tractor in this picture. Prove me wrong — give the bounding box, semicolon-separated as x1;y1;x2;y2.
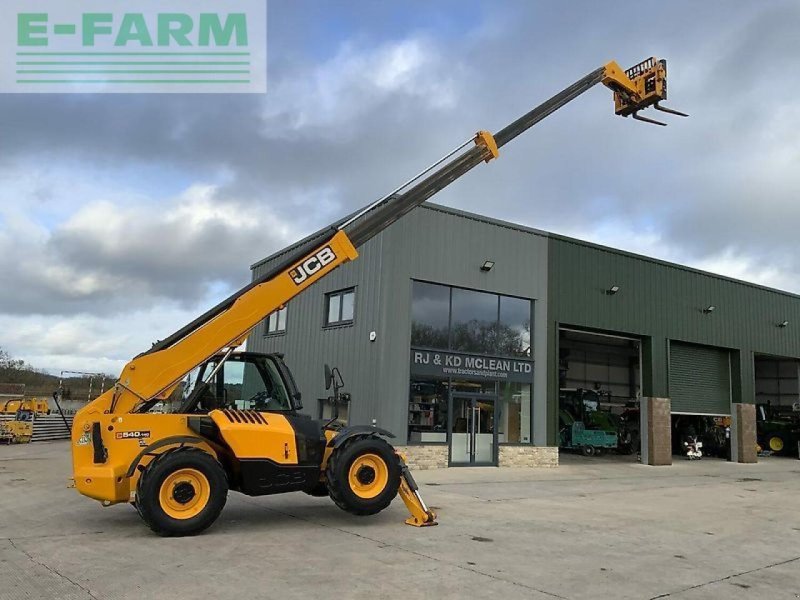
559;389;620;457
757;403;800;456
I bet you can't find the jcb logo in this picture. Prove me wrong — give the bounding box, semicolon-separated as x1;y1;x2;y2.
289;246;336;285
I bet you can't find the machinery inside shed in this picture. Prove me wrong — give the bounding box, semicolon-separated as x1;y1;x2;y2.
754;355;800;457
558;328;641;458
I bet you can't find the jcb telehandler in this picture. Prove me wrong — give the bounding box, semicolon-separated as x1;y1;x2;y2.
71;57;685;536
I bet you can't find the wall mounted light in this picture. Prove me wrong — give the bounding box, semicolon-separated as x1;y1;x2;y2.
606;285;620;295
480;260;495;272
778;320;789;328
703;305;716;314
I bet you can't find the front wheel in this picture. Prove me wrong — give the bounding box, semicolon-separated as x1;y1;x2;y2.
326;436;401;516
136;447;228;537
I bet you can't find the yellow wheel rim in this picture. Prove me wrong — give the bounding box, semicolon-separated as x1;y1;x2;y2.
348;454;389;499
158;468;210;520
769;437;784;452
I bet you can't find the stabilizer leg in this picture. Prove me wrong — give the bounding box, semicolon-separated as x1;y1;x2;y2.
396;454;438;527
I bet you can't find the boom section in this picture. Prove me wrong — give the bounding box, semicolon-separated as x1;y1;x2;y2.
108;230;358;414
101;56;684;416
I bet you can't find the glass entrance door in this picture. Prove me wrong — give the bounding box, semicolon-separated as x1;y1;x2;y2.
450;395;496;465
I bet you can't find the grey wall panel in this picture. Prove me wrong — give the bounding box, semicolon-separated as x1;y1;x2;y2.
374;205;549;444
248;233;387;430
249;204;550;444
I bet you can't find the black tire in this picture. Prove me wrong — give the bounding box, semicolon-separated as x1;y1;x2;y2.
326;436;401;516
136;447;228;537
581;445;596;457
305;481;329;497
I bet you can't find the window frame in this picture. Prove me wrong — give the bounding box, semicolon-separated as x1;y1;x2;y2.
264;305;287;336
324;287;356;328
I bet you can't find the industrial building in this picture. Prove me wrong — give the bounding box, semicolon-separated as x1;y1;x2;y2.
249;203;800;468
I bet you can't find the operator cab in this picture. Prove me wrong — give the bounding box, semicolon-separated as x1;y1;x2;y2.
170;352;302;415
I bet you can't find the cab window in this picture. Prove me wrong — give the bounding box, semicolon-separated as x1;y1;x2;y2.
227;357;292;412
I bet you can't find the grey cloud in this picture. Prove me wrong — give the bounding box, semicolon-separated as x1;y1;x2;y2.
1;0;800;327
0;189;297;315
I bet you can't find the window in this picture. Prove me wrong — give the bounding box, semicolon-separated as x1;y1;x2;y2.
410;281;532;358
499;296;531;358
408;378;448;443
325;288;355;326
265;306;287;334
224;359;292;411
186;356;293;413
450;288;499;354
411;281;450;348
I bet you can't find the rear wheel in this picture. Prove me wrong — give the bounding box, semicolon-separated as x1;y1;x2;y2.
136;447;228;537
581;445;596;457
326;436;401;516
766;434;786;455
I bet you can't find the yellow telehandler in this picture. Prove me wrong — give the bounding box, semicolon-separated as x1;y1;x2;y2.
1;398;50;415
1;398;49;444
71;57;685;536
0;409;34;444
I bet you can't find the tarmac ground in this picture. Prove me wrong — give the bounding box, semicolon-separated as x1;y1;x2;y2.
1;441;799;600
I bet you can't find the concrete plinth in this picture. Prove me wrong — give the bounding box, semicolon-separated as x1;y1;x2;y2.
640;397;672;466
732;402;757;463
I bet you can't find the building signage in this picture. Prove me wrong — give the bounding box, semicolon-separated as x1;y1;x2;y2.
410;349;532;383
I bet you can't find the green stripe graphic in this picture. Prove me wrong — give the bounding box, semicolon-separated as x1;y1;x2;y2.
17;80;252;84
17;52;250;56
18;70;250;74
18;61;250;65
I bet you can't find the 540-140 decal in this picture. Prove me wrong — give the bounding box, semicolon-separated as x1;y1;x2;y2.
115;430;151;440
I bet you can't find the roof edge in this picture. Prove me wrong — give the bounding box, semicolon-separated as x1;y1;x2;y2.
251;202;800;302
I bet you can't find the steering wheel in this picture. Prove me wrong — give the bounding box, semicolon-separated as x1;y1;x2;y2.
248;390;274;411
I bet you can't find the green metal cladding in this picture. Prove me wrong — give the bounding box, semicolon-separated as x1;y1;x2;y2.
547;236;800;444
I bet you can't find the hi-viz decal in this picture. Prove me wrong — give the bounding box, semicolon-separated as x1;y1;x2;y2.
289;246;337;285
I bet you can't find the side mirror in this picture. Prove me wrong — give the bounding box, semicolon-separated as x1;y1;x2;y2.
322;366;346;427
332;367;344;389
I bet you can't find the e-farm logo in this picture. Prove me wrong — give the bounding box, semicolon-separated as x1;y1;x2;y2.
1;0;267;93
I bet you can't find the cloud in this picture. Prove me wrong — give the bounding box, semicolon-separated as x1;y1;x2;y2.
0;179;300;315
1;0;800;373
0;304;216;375
260;37;460;136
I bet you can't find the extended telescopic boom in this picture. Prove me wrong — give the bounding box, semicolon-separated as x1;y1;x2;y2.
108;57;684;415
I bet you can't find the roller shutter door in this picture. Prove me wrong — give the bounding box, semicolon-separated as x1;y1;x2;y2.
669;342;731;415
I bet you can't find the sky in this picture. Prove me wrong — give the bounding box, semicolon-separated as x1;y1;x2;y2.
1;1;799;375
